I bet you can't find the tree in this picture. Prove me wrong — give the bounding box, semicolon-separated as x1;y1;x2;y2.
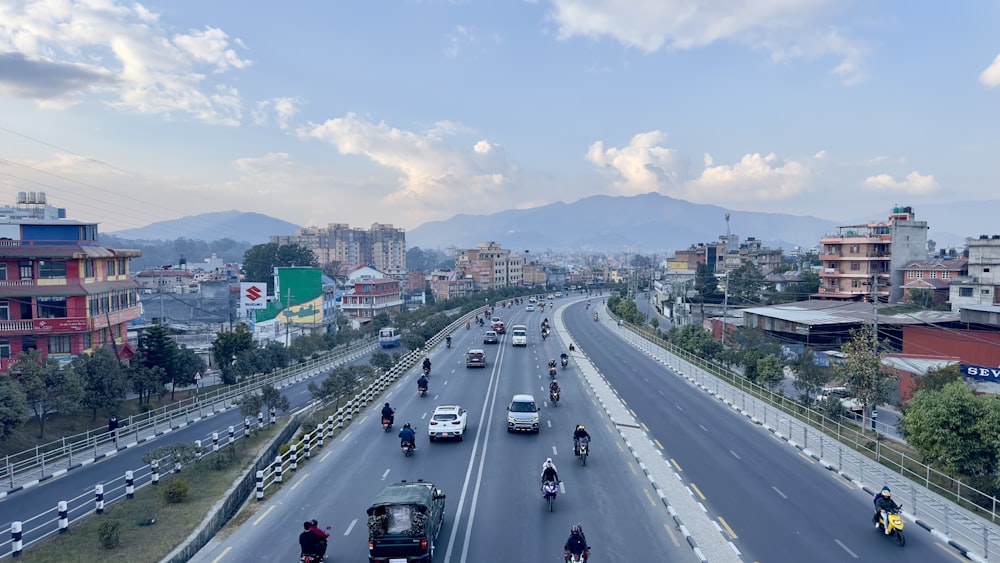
667;324;722;359
12;350;84;438
128;361;165;405
260;384;290;413
755;354;785;391
241;242;317;285
693;263;721;305
308;368;356;409
212;324;256;384
904;382;1000;476
906;288;935;309
74;347;128;420
723;327;783;383
173;345;207;397
836;325;895;429
369;352;394;373
914;363;962;392
237;391;264;418
727;262;766;305
791;349;833;403
139;323;179;399
0;374;28;441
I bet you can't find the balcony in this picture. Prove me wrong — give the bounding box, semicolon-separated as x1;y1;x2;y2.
0;317;90;335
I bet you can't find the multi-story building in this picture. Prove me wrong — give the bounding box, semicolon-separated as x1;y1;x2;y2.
949;235;1000;310
0;193;141;371
816;206;928;302
900;257;968;306
739;237;784;274
339;267;403;321
271;223;406;276
455;242;523;290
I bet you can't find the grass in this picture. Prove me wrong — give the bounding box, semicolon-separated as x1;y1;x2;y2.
17;424;279;563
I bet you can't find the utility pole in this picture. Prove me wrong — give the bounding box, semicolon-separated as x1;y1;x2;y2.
722;213;730;346
868;273;879;433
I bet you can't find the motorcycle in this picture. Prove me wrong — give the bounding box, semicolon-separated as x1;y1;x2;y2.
542;329;550;340
593;312;599;321
565;552;588;563
561;356;568;368
423;365;431;377
576;437;590;466
549;366;557;379
300;554;323;563
466;321;471;329
418;386;427;398
401;440;415;457
382;417;393;432
542;480;558;512
875;505;905;546
446;338;451;349
550;389;560;406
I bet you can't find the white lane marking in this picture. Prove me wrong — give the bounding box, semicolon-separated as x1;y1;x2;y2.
547;420;552;428
698;424;708;432
675;404;683;411
434;394;440;400
421;412;428;419
552;445;558;456
772;486;787;499
657;389;664;396
559;482;566;494
444;380;449;386
381;468;390;480
729;450;741;460
834;539;858;558
344;518;357;536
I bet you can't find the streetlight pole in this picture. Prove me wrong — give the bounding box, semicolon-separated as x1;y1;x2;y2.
722;213;730;347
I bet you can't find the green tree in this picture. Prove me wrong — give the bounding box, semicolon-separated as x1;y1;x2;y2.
667;324;722;359
128;361;165;405
139;323;179;398
260;384;291;413
12;350;84;438
904;382;1000;476
791;349;833;403
241;242;318;285
755;354;785;390
727;262;766;305
906;288;935;309
74;347;128;420
212;324;256;384
693;263;721;305
0;374;29;441
237;391;264;418
173;345;207;397
723;327;783;383
914;363;962;392
836;325;895;429
369;351;394;373
308;368;356;409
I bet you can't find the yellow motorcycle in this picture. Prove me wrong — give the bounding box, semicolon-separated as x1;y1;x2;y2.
875;506;905;546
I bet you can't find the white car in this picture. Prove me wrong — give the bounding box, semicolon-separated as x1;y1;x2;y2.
428;405;468;441
526;304;535;312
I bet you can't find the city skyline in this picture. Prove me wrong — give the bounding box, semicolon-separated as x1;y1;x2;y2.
0;1;998;238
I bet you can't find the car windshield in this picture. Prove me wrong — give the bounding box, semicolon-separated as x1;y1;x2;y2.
433;413;458;421
511;401;535;412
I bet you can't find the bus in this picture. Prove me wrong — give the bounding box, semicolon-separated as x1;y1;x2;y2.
378;327;401;348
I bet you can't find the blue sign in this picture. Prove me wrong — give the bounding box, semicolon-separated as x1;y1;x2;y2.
961;364;1000;381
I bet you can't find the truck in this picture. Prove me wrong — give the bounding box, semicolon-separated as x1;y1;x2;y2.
510;324;528;347
817;386;864;414
367;480;446;563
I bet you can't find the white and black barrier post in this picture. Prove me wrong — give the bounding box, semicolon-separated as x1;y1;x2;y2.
58;501;68;533
212;432;219;453
245;416;252;436
255;470;264;501
95;484;105;514
274;455;283;484
151;460;159;485
228;425;235;445
269;406;276;425
290;444;298;472
125;470;134;499
257;411;264;429
11;521;22;557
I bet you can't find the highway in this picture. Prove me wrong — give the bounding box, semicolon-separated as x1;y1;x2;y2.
190;307;693;563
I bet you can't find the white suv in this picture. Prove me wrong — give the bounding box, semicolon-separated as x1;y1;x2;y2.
428;405;468;441
506;394;539;433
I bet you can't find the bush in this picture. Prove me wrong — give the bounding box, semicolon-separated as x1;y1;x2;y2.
162;478;189;503
208;448;235;471
97;519;122;549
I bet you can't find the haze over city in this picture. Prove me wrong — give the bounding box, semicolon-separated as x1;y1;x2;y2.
1;1;998;235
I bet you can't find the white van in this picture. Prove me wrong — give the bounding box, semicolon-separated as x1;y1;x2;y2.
510;324;528;347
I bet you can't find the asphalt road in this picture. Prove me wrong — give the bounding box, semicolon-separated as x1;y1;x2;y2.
190;307;694;563
563;302;957;562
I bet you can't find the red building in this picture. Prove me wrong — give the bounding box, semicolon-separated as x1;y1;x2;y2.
0;195;141;371
340;267;403;321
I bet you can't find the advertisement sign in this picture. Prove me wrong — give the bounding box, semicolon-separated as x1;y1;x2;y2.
241;283;267;309
961;363;1000;381
34;318;90;333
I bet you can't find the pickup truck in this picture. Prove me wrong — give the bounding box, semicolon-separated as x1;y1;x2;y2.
367;480;446;562
817;386;864;414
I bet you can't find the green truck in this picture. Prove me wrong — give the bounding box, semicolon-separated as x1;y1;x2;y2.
366;480;446;562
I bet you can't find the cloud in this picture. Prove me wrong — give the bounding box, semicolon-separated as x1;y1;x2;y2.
814;150;827;159
298;113;513;206
863;171;939;194
585;130;687;195
547;0;866;85
980;53;1000;87
0;1;250;123
253;97;304;129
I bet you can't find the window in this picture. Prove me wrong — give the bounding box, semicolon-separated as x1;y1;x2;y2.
943;271;950;279
118;259;126;275
851;262;860;271
960;287;974;297
986;268;992;273
84;260;95;278
47;335;71;354
0;339;9;359
916;271;923;279
984;289;991;295
0;263;6;281
19;261;32;280
0;301;7;321
37;296;68;318
106;260;115;276
83;331;92;350
850;245;859;254
930;271;937;279
38;260;66;279
907;271;914;278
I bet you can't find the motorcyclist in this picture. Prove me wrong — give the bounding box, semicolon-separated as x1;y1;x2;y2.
417;374;429;393
422;357;432;374
380;403;395;426
299;521;325;561
446;335;452;347
563;524;590;561
560;352;569;366
308;519;329;559
573;424;591;455
548;359;557;369
541;458;559;484
873;486;900;534
398;422;416;449
549;379;561;399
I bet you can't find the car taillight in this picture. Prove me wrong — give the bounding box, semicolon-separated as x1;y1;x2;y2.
369;540;374;551
421;538;428;550
452;421;460;425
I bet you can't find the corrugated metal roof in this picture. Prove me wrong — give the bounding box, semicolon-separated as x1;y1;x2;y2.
742;300;960;327
883;356;958;374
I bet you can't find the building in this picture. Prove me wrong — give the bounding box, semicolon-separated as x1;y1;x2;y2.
454;242;523;291
271;223;406;276
340;267;403;322
899;257;968;306
0;193;141;371
739;237;784;274
816;206;929;302
949;235;1000;310
134;267;196;293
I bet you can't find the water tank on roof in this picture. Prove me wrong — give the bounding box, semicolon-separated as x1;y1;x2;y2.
16;192;26;204
27;192;36;203
981;235;989;239
38;191;46;204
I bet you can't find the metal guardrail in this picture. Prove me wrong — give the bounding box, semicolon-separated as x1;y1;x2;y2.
608;314;1000;561
0;338;377;493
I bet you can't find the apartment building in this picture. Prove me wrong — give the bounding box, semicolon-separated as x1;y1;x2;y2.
455;242;524;290
0;193;141;371
899;257;968;306
271;223;406;276
339;267;404;321
949;235;1000;310
816;206;928;302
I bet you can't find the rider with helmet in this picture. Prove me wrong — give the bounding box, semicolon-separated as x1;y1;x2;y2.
417;374;429;393
873;486;900;534
549;379;561;395
573;424;591;455
299;521;326;561
446;335;452;347
422;357;432;373
398;423;416;449
541;458;559;484
381;403;395;426
563;524;590;561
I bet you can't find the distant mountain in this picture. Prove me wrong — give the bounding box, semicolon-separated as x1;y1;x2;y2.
109;210;302;244
408;193;839;253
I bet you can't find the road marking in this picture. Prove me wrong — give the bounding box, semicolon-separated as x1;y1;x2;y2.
547;420;552;428
640;422;649;432
657;389;664;396
772;486;787;499
341;430;352;440
290;472;311;490
344;518;357;536
320;450;332;462
211;546;232;563
252;505;275;526
798;452;815;464
834;539;858;558
698;424;708;432
718;516;738;539
670;459;682;472
381;468;390;480
654;439;664;450
421;412;428;419
675;404;683;411
937;542;970;561
663;523;680;547
559;482;566;494
729;450;741;460
552;445;558;456
643;488;656;507
616;441;624;453
690;483;706;500
629;463;638;476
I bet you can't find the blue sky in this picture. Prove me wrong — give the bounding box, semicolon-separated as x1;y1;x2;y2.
0;1;998;238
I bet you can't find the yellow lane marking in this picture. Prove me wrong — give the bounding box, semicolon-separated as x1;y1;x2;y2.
640;422;650;432
629;408;638;418
663;523;680;547
670;459;682;472
654;439;664;450
290;472;310;490
937;542;969;562
718;516;738;539
643;488;657;507
629;463;639;476
211;546;232;563
690;483;706;500
798;452;815;464
253;505;276;526
616;441;625;453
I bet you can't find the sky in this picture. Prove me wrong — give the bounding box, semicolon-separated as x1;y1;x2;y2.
0;0;998;239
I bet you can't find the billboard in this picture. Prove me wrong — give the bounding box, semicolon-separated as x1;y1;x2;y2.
253;268;323;324
961;364;1000;381
241;282;267;309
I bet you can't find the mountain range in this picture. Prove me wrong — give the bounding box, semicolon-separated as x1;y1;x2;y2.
107;193;992;253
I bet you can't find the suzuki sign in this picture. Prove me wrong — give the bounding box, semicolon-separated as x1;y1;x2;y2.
241;283;267;309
